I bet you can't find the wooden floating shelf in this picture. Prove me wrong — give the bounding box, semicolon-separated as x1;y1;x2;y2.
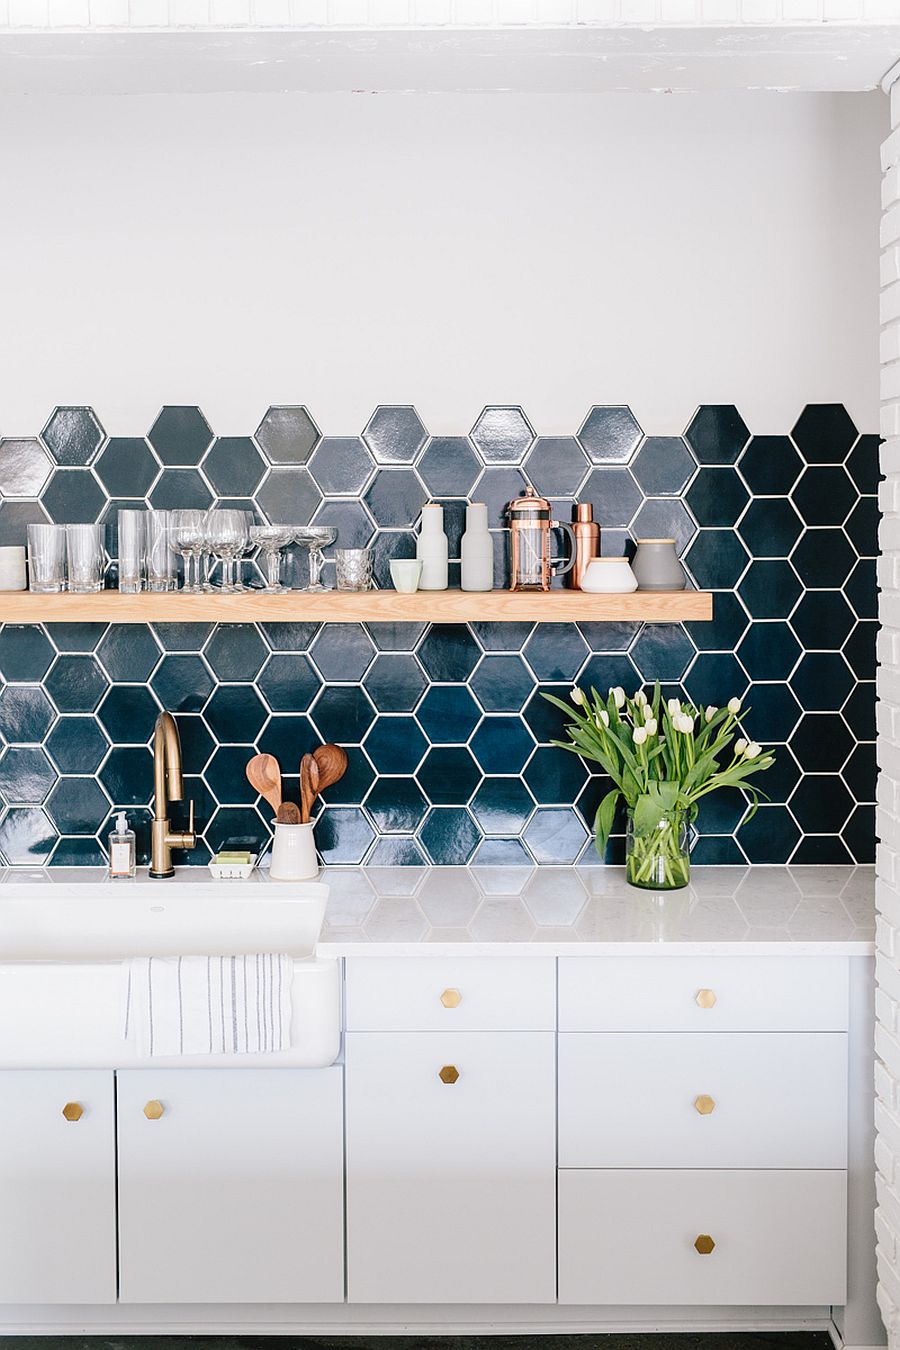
0;589;713;624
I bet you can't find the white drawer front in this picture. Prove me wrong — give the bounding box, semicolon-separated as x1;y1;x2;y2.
345;956;556;1031
559;1032;847;1169
559;955;849;1031
558;1169;847;1305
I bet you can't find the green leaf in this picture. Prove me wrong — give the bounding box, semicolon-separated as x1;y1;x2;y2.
632;782;680;836
594;788;620;859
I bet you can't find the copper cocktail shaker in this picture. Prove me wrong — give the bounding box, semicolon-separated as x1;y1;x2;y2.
567;502;601;590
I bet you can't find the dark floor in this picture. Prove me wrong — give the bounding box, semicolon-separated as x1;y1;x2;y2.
0;1333;835;1350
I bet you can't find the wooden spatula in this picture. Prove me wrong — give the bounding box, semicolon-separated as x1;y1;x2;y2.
300;753;320;825
313;743;348;792
275;801;302;825
245;753;282;814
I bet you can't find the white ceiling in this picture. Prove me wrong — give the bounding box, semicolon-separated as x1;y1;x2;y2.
0;23;899;95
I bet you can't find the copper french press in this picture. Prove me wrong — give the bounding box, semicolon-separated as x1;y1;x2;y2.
505;486;576;591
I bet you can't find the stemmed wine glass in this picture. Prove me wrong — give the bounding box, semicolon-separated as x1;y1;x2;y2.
169;510;206;593
250;525;295;593
293;526;338;593
207;510;249;593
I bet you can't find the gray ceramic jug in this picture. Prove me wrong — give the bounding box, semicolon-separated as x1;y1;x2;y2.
631;538;686;591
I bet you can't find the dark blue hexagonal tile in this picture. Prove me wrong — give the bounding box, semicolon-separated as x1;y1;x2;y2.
790;713;853;774
416;745;482;805
842;742;877;803
738;683;801;746
95;438;159;498
364;714;428;775
522;683;575;745
631;498;696;554
316;806;375;864
790;774;854;833
756;744;802;804
695;785;747;835
792;404;858;464
203;745;260;806
684;405;749;465
256;713;316;764
309;685;376;744
148;468;213;512
790;651;854;713
310;500;375;552
0;437;53;496
418;624;480;682
45;716;109;775
472;837;534;866
685;466;749;527
255;406;320;465
846;434;881;496
577;653;641;699
176;715;215;774
0;806;57;865
736;622;801;682
417;437;481;498
365;777;429;834
845;496;879;558
308;624;375;682
96;685;160;744
631;625;696;682
468;654;534;713
738;560;802;620
737;498;803;558
40;469;106;525
792;465;856;527
470;715;535;775
363;469;427;530
738;436;803;495
523;625;588;682
684;591;749;653
204;804;270;856
202;437;266;499
468;622;533;653
254;653;321;713
259;621;320;652
47;624;107;654
308;438;374;496
44;654;109;713
365;621;427;652
418;807;481;865
366;836;428;866
470;778;535;834
362;653;426;713
316;746;375;807
203;684;267;743
150;653;215;714
524;807;587;864
791;528;856;588
98;745;153;807
45;776;110;834
473;466;528;528
738;805;801;864
683;651;748;711
373;532;417;592
580;468;641;529
791;835;854;865
577;621;640;654
0;626;55;682
41;407;105;467
790;591;855;650
469;406;533;465
523;437;589;498
362;406;428;466
202;624;268;682
0;501;49;547
0;746;57;803
52;838;109;868
417;685;481;744
256;468;321;526
632;437;696;496
96;625;161;682
523;745;587;804
684;530;749;590
689;836;747;866
844;558;877;620
0;685;56;744
577;406;642;465
148;406;213;466
843;803;875;863
844;621;877;681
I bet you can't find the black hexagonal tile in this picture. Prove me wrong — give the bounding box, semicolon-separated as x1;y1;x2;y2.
362;653;426;713
203;437;266;499
523;807;587;864
417;437;481;498
45;716;110;775
790;774;854;833
844;557;877;620
0;806;57;865
362;406;428;466
41;407;104;467
791;834;854;865
97;625;161;682
846;434;881;495
789;590;855;650
97;745;153;807
45;776;110;834
683;652;748;711
577;406;642;465
790;651;855;713
844;496;879;558
842;682;875;741
309;685;376;745
632;436;696;496
41;469;107;525
256;468;321;526
44;654;109;713
631;625;695;682
738;435;803;496
791;528;856;589
842;741;877;803
148;468;213;512
365;777;429;834
0;626;55;682
739;682;802;744
95;438;159;498
756;744;802;804
789;713;853;774
631;498;696;554
0;746;57;803
416;746;482;805
363;469;427;530
0;437;53;496
738;560;802;620
469;406;533;465
0;685;56;744
470;778;534;834
522;437;589;497
308;438;374;496
684;530;749;590
685;591;749;652
148;406;213;466
685;466;749;527
738;498;803;558
792;465;856;527
792;404;858;464
203;684;268;743
418;807;481;865
309;624;375;682
843;621;877;681
150;653;215;714
684;406;749;465
738;805;801;864
736;622;801;681
417;685;481;744
843;803;875;863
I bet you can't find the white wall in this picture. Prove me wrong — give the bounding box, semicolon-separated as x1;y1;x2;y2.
0;89;885;439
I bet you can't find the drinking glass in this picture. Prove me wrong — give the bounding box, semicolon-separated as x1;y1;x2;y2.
27;524;67;593
250;525;295;592
146;510;176;592
169;510;206;593
335;546;373;592
117;510;146;594
207;509;248;593
295;526;338;592
65;523;105;594
233;511;256;591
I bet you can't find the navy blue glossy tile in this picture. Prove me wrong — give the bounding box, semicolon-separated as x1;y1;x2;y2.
523;625;588;682
259;621;320;652
417;685;481;744
685;466;749;527
45;776;110;834
44;655;109;714
148;406;214;466
470;778;535;834
791;527;856;589
841;683;875;741
418;625;481;682
0;806;57;865
842;803;876;863
523;807;587;864
577;406;642;465
363;469;427;530
371;530;416;590
476;466;527;528
40;469;106;525
632;437;696;496
203;684;267;743
257;652;321;712
737;498;803;559
738;805;801;863
631;497;696;554
417;438;481;499
580;468;641;528
41;407;104;467
364;715;428;775
95;438;159;498
176;715;215;773
148;468;213;513
255;406;319;465
738;560;802;620
256;468;321;526
738;436;803;495
362;653;426;713
845;558;877;619
792;466;855;528
790;591;854;650
45;716;109;775
469;406;533;466
308;438;374;496
150;654;214;714
318;746;375;806
0;626;55;682
97;625;161;681
736;622;801;682
366;836;428;865
472;837;534;866
203;625;268;682
576;621;640;654
48;624;106;653
790;774;854;833
522;683;574;744
416;746;481;805
843;621;877;681
309;624;375;682
845;496;879;558
256;713;316;765
365;622;427;652
737;681;801;744
0;685;56;744
204;805;270;857
694;786;746;834
690;835;747;866
631;625;695;682
361;407;428;467
790;713;853;774
0;437;53;495
757;744;802;804
792;404;858;464
204;745;260;806
523;437;589;498
684;591;750;652
470;715;535;775
311;500;375;551
684;530;749;590
683;652;748;711
846;434;881;495
790;651;854;713
524;745;587;805
469;654;534;713
203;438;266;499
418;807;481;865
316;806;375;864
0;501;50;547
0;746;56;803
98;745;153;807
310;685;376;745
468;623;532;656
96;685;160;744
365;777;429;834
684;405;749;465
51;838;108;868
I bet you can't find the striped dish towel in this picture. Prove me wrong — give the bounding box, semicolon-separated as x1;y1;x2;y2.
124;954;294;1057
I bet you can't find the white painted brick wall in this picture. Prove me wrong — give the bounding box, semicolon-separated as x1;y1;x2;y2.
881;72;900;1350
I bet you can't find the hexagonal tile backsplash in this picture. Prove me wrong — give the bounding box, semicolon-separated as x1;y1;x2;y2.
0;402;879;869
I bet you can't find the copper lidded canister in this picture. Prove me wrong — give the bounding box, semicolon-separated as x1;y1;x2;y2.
505;486;576;591
567;502;601;590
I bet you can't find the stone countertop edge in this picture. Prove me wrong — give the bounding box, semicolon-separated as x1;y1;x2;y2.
0;863;876;957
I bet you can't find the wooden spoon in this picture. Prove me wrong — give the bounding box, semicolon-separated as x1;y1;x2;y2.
245;753;282;814
275;801;302;825
313;743;348;793
300;753;320;825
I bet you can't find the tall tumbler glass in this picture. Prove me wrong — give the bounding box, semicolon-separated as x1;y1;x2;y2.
65;523;105;594
27;523;67;593
146;510;175;592
117;510;146;594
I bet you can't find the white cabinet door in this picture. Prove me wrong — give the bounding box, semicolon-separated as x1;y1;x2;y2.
117;1067;344;1304
0;1069;116;1304
346;1031;556;1304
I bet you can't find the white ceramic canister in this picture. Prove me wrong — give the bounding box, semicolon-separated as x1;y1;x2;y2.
581;557;638;594
0;545;27;591
416;503;449;590
631;538;686;591
268;823;319;881
460;502;493;592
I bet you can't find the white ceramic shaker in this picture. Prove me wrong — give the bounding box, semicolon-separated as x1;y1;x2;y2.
460;503;493;592
416;503;449;590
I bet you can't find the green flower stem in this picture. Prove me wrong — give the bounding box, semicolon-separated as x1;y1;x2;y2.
626;819;691;891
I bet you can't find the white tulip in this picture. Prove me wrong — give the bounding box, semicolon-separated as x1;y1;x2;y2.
570;686;586;707
667;697;681;715
596;709;610;728
734;738;747;755
634;690;648;707
610;686;626;709
633;726;648;745
705;705;717;722
644;717;658;735
745;741;761;759
728;697;742;714
675;714;694;734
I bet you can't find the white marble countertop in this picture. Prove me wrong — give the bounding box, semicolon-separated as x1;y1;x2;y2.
0;864;875;956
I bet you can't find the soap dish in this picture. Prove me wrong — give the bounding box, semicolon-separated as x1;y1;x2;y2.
208;855;258;880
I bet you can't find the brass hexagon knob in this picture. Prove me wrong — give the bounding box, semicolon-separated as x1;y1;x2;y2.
438;1065;460;1085
143;1099;165;1120
694;1094;716;1115
694;1234;716;1255
695;988;717;1009
62;1102;83;1122
440;988;462;1009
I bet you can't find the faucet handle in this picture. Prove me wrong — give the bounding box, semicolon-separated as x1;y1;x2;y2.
187;798;195;836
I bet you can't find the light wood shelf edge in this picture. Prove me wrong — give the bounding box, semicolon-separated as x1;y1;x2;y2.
0;590;713;624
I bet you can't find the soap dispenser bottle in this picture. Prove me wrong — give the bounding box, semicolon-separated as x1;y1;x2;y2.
109;811;136;879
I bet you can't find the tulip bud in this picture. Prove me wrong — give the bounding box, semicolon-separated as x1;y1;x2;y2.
734;738;747;755
728;697;742;714
745;741;761;759
644;717;658;735
596;709;610;728
634;690;648;706
667;697;681;715
570;686;586;707
633;726;647;745
610;686;626;709
705;705;717;722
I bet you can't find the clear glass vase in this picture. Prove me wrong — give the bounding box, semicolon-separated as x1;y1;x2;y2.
625;807;691;891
